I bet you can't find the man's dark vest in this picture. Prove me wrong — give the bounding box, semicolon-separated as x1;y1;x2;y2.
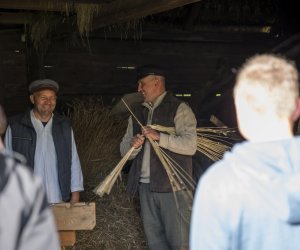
8;110;72;201
126;92;193;196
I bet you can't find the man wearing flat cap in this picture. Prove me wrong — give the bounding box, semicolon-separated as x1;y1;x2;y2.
4;79;84;203
120;65;197;250
0;104;60;250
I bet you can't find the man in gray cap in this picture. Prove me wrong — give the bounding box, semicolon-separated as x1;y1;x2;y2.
120;65;197;250
4;79;84;203
0;104;60;250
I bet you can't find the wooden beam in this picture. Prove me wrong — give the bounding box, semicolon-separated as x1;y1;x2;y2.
0;0;108;11
0;12;32;24
184;2;202;29
0;1;65;12
0;0;200;30
0;0;201;30
0;0;200;13
92;0;202;30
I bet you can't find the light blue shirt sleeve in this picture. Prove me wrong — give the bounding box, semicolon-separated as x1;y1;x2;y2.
70;129;84;192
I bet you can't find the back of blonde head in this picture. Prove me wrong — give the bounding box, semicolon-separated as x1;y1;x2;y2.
234;54;299;119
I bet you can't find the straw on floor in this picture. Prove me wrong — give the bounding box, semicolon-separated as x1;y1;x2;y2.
67;97;146;250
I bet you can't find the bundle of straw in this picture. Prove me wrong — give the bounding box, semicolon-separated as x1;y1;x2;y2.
148;138;195;193
93;135;195;200
94;121;237;197
150;124;237;161
94;100;196;199
94;98;239;202
93;147;135;197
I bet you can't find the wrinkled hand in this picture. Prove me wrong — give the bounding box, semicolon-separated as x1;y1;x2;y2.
131;133;145;149
142;126;160;141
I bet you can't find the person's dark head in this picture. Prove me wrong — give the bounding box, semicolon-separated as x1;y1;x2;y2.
234;54;300;140
0;104;7;137
136;64;166;103
28;79;59;121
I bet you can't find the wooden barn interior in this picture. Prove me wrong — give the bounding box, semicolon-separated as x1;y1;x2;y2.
1;0;299;126
1;0;300;249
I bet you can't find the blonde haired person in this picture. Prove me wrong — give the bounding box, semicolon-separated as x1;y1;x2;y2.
190;54;300;250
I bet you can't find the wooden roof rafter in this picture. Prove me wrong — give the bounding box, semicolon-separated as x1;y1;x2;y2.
91;0;202;30
0;0;202;30
0;0;117;12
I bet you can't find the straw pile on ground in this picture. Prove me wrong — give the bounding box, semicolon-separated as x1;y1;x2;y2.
66;97;147;250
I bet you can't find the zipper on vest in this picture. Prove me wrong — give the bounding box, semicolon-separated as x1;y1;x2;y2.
12;136;32;141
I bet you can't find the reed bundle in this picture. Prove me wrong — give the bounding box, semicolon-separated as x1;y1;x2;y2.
29;0;142;51
94;122;236;199
93;147;135;197
75;3;100;37
148;138;195;193
30;12;62;51
150;124;237;161
94;100;196;202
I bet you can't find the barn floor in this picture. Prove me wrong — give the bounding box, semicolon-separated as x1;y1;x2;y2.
68;173;147;250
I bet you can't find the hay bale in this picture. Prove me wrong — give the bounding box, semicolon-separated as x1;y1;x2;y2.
66;97;146;249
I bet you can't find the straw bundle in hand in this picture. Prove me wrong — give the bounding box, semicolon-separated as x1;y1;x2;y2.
94;99;237;199
148;138;195;193
93;147;135;197
150;124;237;161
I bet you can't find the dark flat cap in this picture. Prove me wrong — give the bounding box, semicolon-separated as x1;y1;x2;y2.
29;79;59;94
136;64;166;81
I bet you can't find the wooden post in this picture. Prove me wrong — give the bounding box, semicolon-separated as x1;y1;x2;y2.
52;202;96;248
59;231;76;248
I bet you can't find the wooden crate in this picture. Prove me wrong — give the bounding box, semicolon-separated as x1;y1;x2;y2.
52;202;96;247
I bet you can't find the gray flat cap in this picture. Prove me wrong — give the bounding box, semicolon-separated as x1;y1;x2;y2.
136;64;166;82
29;79;59;94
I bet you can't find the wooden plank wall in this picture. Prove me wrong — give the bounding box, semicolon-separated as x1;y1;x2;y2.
0;29;277;125
44;32;276;125
46;35;271;96
0;29;28;116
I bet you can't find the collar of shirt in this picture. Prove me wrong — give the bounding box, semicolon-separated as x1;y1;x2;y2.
142;91;167;110
30;109;53;123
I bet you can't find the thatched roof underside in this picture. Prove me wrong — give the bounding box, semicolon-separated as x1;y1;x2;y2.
1;0;298;50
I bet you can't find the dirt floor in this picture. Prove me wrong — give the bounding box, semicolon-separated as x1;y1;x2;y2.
68;171;147;250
